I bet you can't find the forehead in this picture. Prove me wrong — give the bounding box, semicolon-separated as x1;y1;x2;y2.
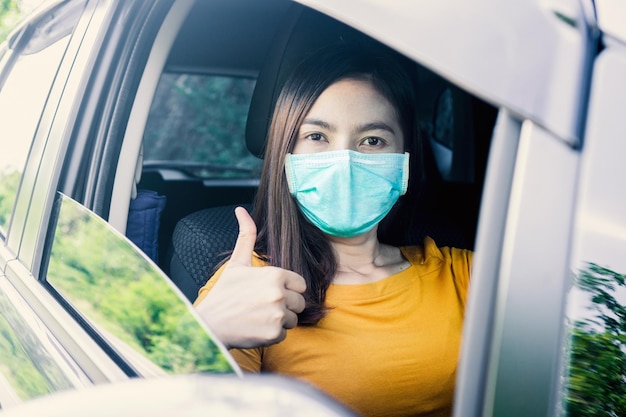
305;78;399;121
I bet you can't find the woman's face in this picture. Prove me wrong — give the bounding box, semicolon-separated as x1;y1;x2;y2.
292;78;404;155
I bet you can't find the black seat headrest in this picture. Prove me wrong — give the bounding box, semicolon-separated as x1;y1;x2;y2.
168;204;252;301
245;4;384;158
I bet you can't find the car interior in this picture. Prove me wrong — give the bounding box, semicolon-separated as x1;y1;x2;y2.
121;0;498;301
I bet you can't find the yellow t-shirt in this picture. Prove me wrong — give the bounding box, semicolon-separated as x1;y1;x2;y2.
195;237;472;417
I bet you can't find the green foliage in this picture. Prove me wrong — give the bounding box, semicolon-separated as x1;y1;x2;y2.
143;73;262;178
0;170;21;232
0;0;21;43
48;197;234;375
565;264;626;416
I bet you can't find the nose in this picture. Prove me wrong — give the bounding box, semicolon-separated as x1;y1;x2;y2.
326;134;356;152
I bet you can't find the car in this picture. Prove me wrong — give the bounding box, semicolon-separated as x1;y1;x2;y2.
0;0;624;416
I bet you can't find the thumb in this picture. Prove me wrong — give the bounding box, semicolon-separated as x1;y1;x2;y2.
229;206;257;267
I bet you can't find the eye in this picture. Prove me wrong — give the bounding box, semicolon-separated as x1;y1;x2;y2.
305;133;325;141
362;137;386;147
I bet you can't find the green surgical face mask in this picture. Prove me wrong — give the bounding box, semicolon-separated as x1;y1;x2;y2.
285;150;409;238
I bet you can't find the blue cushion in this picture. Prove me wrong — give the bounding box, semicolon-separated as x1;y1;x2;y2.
126;189;166;263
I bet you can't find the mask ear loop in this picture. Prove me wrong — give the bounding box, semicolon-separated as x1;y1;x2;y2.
284;154;298;195
400;152;411;195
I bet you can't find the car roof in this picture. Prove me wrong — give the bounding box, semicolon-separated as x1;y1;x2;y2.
296;0;597;147
165;0;291;76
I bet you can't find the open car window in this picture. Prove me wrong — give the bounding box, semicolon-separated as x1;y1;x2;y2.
42;192;239;376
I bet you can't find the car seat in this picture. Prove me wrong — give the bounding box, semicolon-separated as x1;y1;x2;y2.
166;4;475;302
167;203;251;301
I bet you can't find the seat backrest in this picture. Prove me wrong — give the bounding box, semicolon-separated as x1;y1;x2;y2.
167;204;251;301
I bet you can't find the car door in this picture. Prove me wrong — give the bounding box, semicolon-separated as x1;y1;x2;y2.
557;8;626;415
0;0;94;406
0;0;239;406
0;189;239;408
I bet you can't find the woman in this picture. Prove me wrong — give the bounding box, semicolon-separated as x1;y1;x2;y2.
195;44;472;417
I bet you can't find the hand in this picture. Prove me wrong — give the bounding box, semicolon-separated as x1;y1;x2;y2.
195;207;307;349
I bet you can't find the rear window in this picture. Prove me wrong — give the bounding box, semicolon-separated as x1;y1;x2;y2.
142;73;262;179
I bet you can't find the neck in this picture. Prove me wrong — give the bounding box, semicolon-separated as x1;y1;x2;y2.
328;228;408;284
330;229;382;269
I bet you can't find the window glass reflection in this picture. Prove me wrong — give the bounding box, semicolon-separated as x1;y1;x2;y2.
0;0;85;237
0;283;75;403
45;194;236;375
0;36;70;235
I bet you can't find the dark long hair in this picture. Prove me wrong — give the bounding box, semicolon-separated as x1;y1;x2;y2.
252;43;424;325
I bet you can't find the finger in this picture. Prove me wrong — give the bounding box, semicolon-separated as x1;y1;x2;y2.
284;272;307;294
229;206;257;267
284;290;306;314
263;328;287;347
282;310;299;330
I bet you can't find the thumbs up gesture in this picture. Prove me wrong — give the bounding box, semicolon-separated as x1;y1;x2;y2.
196;207;307;349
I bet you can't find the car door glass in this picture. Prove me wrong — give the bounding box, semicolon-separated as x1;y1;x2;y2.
44;193;238;375
0;278;80;406
0;0;83;238
142;73;262;179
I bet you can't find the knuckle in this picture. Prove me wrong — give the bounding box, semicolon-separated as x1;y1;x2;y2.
294;297;306;313
265;320;285;341
266;287;286;304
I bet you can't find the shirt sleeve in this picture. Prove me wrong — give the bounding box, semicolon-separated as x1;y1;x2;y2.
448;246;473;307
193;253;267;305
192;254;266;373
420;237;473;307
193;262;227;306
230;348;263;373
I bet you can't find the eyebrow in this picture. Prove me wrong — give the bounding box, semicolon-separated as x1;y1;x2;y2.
301;119;397;135
301;118;333;131
356;122;397;135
